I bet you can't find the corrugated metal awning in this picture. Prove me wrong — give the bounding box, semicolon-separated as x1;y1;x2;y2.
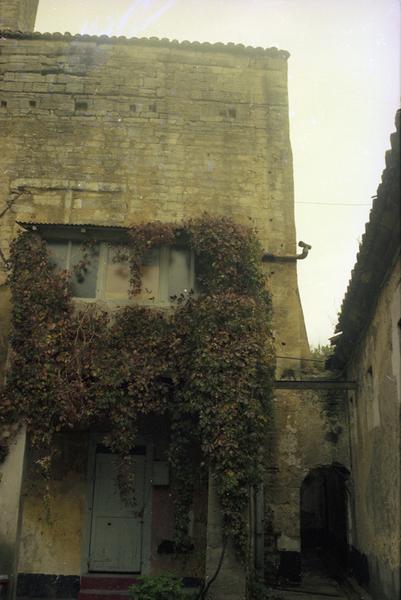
17;221;130;241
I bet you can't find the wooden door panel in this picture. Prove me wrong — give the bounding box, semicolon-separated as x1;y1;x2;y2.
90;516;142;571
89;451;145;572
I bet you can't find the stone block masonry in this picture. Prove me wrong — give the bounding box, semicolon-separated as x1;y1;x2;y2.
0;33;309;362
0;29;323;600
0;0;39;32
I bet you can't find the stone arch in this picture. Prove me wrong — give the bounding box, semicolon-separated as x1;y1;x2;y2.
300;463;350;569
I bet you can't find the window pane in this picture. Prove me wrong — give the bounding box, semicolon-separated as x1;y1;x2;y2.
137;248;160;303
105;246;130;300
168;247;192;300
70;242;99;298
47;241;68;271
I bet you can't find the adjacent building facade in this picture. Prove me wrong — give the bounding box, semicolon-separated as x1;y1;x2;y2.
331;109;400;600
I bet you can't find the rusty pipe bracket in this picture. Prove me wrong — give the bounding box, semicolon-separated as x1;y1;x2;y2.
262;241;312;263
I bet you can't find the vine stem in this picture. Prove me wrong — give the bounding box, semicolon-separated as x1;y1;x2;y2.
0;189;28;272
196;537;227;600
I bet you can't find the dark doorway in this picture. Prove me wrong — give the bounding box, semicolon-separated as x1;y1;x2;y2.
300;464;349;570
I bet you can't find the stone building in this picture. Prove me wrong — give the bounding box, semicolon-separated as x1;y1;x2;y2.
330;110;401;600
0;2;393;599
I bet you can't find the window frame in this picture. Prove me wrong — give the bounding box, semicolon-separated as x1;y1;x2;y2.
47;239;197;306
156;245;197;306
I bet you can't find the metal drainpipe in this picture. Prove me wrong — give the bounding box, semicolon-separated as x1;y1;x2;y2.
262;241;312;263
256;241;310;572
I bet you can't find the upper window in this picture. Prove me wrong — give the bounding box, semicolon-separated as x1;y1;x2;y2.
47;241;196;304
48;240;100;299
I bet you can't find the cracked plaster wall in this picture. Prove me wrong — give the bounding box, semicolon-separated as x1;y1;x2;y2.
347;260;401;600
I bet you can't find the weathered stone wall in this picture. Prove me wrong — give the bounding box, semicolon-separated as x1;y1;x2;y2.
0;427;26;598
264;388;350;579
18;433;88;576
0;33;308;362
332;110;400;600
0;0;39;32
0;31;314;594
346;261;400;600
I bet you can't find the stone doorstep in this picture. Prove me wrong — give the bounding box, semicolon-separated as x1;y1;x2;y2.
267;572;352;599
276;588;343;597
267;586;347;599
341;577;373;600
267;575;374;600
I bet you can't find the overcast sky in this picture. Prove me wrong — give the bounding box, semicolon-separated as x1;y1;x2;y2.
36;0;400;346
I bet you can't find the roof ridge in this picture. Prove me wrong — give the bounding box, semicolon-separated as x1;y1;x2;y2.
0;29;290;58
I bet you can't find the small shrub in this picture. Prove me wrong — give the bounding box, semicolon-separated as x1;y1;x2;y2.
129;574;186;600
247;578;270;600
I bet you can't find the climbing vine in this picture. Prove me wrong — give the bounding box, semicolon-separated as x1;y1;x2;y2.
0;214;275;557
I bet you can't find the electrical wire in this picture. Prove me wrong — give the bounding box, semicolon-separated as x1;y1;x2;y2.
295;202;370;206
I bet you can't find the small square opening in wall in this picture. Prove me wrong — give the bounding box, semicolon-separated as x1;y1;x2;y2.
75;100;88;111
130;104;136;112
1;100;7;108
149;103;157;112
228;107;237;118
29;100;36;108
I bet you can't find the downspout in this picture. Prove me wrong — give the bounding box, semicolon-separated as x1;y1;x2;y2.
262;241;312;263
256;241;310;575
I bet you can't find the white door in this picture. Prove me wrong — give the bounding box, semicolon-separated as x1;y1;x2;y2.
89;448;146;572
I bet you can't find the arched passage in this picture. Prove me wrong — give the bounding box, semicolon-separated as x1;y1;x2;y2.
300;464;349;569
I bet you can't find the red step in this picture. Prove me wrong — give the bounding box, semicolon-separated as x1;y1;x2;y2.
78;575;140;600
78;592;129;600
80;575;139;590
